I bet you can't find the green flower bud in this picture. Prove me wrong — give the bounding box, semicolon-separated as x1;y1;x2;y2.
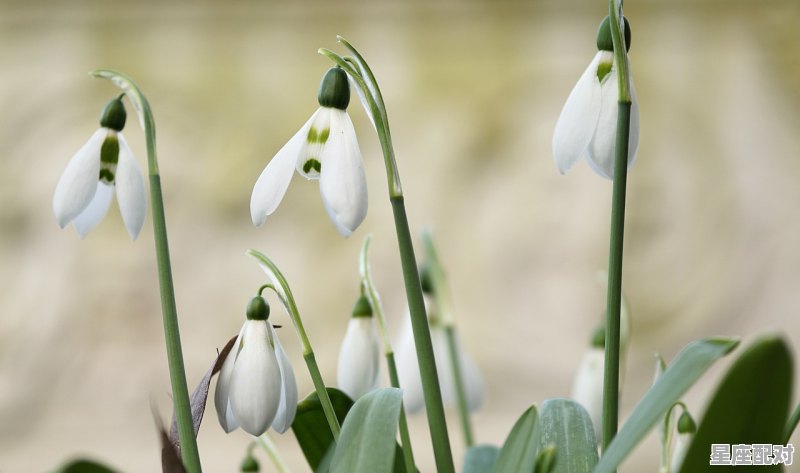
677;410;697;434
317;67;350;110
246;296;270;321
596;16;632;53
351;295;373;318
240;455;259;472
99;95;127;131
419;264;433;295
591;324;606;348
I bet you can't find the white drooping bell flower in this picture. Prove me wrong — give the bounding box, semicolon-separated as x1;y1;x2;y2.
251;66;367;237
670;409;697;472
571;327;606;441
337;295;381;400
53;96;146;239
552;15;639;180
215;295;298;436
396;294;484;414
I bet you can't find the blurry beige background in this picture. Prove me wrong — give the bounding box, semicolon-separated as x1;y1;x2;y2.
2;0;800;471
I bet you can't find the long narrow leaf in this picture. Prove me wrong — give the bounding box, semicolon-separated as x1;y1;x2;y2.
330;388;403;473
492;405;540;473
538;399;598;473
593;337;738;473
677;335;792;473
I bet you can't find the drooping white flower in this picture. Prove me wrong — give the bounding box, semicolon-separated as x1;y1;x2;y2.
251;67;367;237
53;96;146;239
215;295;298;436
552;16;639;180
396;296;484;414
337;296;381;399
571;344;605;441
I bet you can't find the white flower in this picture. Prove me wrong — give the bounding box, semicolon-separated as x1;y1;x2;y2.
396;297;484;414
552;25;639;180
571;346;605;441
251;67;367;237
337;315;381;400
215;297;298;436
53;97;146;239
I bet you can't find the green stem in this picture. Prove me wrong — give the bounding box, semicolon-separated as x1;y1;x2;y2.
257;433;294;473
92;69;201;473
783;401;800;444
247;249;341;440
444;326;474;446
392;197;456;473
359;236;416;473
602;101;631;453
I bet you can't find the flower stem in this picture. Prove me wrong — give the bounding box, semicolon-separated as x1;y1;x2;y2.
444;326;474;446
359;236;416;473
256;433;294;473
92;69;201;473
602;101;631;453
392;197;456;473
247;249;341;440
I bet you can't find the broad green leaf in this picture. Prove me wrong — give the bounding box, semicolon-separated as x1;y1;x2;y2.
492;405;540;473
538;399;598;473
330;388;403;473
464;445;500;473
292;388;354;471
677;335;792;473
53;459;118;473
593;337;739;473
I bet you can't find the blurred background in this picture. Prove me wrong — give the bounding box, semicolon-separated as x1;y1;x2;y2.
1;0;799;471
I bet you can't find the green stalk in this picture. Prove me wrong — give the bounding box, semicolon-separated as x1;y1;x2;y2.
247;249;341;440
422;231;475;447
323;38;455;473
360;236;416;473
92;70;201;473
256;433;294;473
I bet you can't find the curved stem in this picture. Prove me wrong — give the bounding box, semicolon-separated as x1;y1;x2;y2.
247;249;341;440
92;69;201;473
257;433;294;473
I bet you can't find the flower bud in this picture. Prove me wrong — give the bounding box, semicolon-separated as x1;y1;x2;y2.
99;96;127;131
247;296;270;321
596;16;632;53
317;67;350;110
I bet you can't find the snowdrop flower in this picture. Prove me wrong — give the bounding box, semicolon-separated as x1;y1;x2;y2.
251;67;367;237
670;410;696;472
571;328;606;441
53;96;146;239
215;295;298;436
552;16;639;179
337;295;381;400
396;294;484;414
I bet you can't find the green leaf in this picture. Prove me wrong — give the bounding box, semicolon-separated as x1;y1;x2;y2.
463;445;500;473
292;388;354;471
492;405;540;473
593;337;739;473
538;399;598;473
677;335;792;473
53;459;118;473
330;388;403;473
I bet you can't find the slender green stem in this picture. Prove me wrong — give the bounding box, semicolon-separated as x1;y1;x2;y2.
602;101;631;453
257;433;294;473
360;236;416;473
784;401;800;444
392;197;456;473
247;249;341;440
92;69;201;473
422;231;474;446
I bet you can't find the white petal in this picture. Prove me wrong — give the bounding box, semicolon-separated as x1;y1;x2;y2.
571;348;605;441
552;53;603;175
319;110;368;237
395;316;424;413
671;432;690;471
73;182;114;238
215;326;246;433
115;134;147;240
250;115;314;227
627;72;640;169
229;320;282;436
337;317;381;400
53;128;105;228
270;325;298;434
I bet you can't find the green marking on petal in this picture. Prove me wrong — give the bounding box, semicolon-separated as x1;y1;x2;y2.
98;169;115;183
597;61;613;82
302;158;322;174
100;133;119;165
307;127;330;144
